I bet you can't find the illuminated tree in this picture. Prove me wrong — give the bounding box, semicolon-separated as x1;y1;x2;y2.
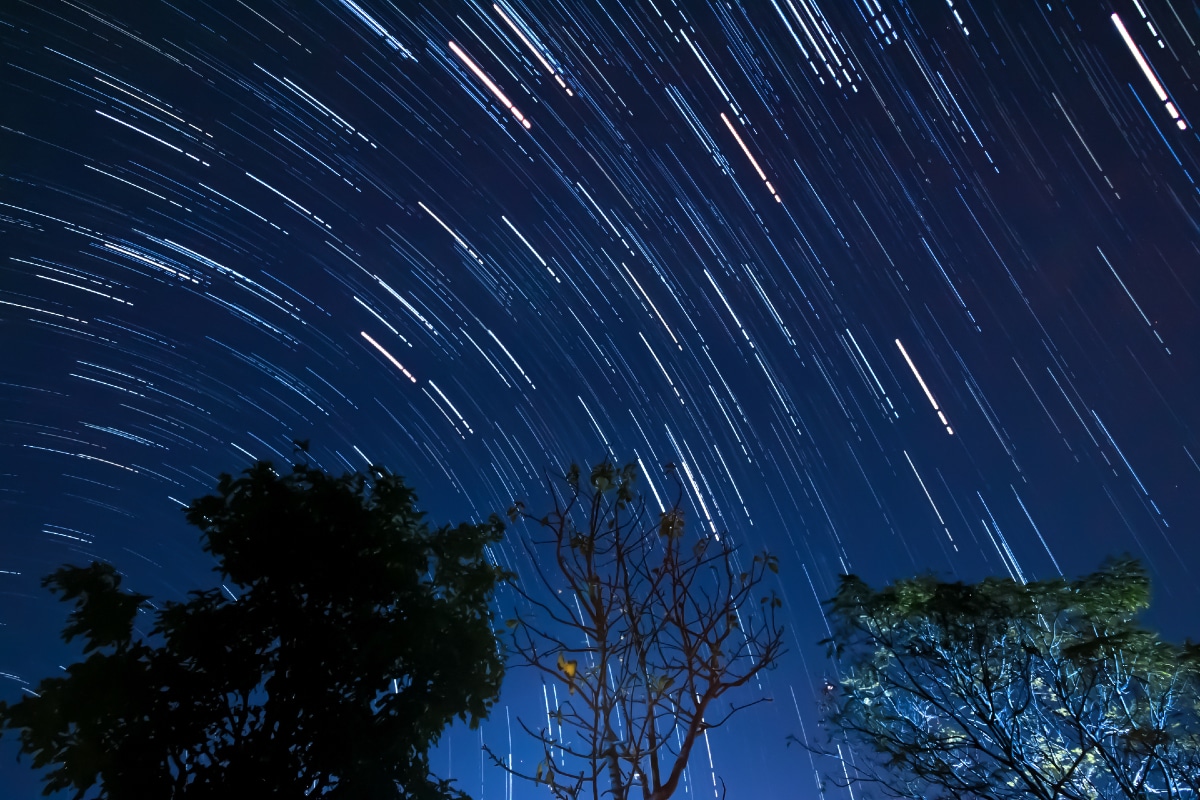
815;558;1200;800
0;455;507;799
495;461;784;800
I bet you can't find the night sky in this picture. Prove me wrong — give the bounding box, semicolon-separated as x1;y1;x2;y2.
2;0;1199;797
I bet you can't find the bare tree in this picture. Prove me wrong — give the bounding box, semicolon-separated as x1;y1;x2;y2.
492;461;784;800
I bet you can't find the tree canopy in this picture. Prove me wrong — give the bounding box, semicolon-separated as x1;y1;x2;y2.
817;558;1200;800
0;458;508;799
496;460;784;800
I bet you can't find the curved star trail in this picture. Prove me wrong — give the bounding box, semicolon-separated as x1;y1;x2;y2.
3;0;1199;797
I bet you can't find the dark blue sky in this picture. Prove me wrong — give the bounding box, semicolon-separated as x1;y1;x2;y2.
3;0;1199;797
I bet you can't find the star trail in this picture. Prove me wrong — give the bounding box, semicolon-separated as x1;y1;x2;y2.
3;0;1200;797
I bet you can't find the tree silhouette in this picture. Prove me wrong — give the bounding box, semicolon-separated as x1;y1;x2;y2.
494;461;784;800
0;457;508;799
814;558;1200;800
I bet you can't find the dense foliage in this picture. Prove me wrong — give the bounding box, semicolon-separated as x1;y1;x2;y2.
0;459;507;799
820;559;1200;800
498;461;784;800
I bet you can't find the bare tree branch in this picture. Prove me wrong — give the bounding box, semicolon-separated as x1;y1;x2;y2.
499;461;785;800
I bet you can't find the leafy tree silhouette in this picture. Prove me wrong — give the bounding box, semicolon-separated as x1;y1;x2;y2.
0;455;508;799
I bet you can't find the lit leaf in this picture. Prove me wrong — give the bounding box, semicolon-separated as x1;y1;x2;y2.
557;651;578;681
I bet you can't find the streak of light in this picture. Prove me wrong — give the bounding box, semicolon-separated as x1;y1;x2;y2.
102;242;200;284
459;328;514;388
429;380;473;434
836;744;857;800
423;387;466;438
80;423;162;448
492;3;573;95
335;0;413;58
664;426;716;534
360;331;417;382
920;237;978;329
679;29;740;117
979;492;1026;583
69;371;143;396
793;0;844;68
83;164;167;201
0;299;88;324
574;183;629;250
95;109;188;158
639;331;683;404
770;0;812;61
91;75;202;134
487;329;535;388
1096;246;1168;351
1091;409;1164;522
779;0;857;88
1011;487;1063;575
419;201;485;265
306;368;359;410
234;0;293;41
635;453;666;512
374;276;437;334
707;384;749;458
702;726;719;798
845;328;896;416
501;215;558;282
448;40;531;129
895;339;953;434
197;181;282;230
1051;93;1117;194
745;266;794;347
578;396;610;448
719;113;781;202
262;66;367;141
30;270;132;305
273;128;346;178
247;432;288;462
245;172;329;228
944;0;970;37
24;444;139;472
1112;12;1187;129
709;442;751;523
704;268;753;348
43;525;92;543
352;296;407;341
902;450;956;550
231;442;257;462
623;263;680;348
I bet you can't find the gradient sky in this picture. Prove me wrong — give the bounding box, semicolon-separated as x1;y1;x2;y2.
3;0;1200;797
